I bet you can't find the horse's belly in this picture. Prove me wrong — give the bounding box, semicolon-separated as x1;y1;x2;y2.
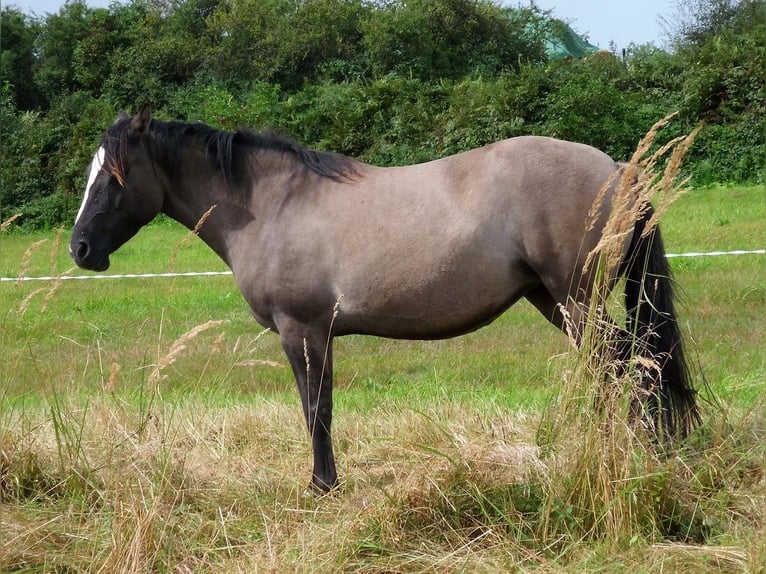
334;257;537;339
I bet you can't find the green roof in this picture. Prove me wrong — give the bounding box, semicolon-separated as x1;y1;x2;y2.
546;19;600;58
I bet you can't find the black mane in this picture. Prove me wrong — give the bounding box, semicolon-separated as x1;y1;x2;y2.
102;118;358;193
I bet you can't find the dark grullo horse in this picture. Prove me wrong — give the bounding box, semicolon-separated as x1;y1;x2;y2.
70;109;698;492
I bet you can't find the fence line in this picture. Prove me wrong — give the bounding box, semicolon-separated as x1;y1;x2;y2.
1;249;763;283
1;271;233;282
665;249;764;258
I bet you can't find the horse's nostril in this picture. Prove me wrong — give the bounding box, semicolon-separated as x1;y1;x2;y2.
76;241;89;260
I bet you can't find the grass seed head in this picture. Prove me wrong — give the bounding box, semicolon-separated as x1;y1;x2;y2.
15;239;48;287
148;319;228;385
1;213;23;232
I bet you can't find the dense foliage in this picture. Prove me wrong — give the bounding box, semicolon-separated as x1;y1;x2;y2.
1;0;763;228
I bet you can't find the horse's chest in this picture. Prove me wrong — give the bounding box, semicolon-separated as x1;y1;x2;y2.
230;269;278;331
250;308;278;332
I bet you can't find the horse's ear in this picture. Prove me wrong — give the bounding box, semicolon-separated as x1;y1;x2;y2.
115;111;129;124
128;106;152;136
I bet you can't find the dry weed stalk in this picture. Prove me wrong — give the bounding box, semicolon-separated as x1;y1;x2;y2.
98;484;178;573
235;359;283;368
645;125;702;232
15;239;48;287
580;114;699;392
14;231;70;315
231;327;271;356
106;362;121;392
17;287;45;316
40;265;76;314
48;228;63;273
167;204;217;272
1;213;22;232
211;332;225;355
148;320;228;385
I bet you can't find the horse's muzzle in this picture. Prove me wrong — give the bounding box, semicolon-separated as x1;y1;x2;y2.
70;238;110;272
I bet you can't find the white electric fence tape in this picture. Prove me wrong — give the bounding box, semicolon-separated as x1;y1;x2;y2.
664;249;764;258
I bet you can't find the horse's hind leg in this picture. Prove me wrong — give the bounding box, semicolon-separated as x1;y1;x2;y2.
525;283;662;429
526;282;633;355
524;284;588;345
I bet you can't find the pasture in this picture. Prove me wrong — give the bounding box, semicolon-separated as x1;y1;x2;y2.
1;184;764;572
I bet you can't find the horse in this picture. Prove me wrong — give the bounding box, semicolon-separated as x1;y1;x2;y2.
70;109;699;493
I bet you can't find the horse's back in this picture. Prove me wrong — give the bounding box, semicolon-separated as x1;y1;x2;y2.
359;135;620;279
360;135;618;221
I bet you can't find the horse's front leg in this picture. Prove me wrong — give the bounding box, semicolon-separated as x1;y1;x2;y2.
278;320;337;493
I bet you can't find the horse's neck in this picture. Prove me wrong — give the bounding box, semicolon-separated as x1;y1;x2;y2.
159;144;302;269
160;157;246;269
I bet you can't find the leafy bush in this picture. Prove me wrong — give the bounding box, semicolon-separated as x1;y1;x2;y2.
688;119;765;184
361;0;548;80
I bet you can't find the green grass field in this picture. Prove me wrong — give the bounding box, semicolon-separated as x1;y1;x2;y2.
1;184;764;572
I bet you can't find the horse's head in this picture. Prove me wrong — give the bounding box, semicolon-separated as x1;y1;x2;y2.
70;108;164;271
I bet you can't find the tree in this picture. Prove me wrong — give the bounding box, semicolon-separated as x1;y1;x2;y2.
33;0;93;104
361;0;549;80
0;7;41;110
103;0;215;108
661;0;764;47
205;0;369;90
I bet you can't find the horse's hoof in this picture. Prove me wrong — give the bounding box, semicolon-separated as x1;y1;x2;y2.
302;480;338;498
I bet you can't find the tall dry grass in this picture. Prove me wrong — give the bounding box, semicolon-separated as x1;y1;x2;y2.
2;391;761;572
148;319;229;387
537;114;695;541
167;203;218;273
532;114;764;557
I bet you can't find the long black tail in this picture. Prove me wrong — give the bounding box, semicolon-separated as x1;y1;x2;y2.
621;206;700;438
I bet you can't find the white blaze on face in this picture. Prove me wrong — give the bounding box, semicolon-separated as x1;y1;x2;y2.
75;146;106;225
